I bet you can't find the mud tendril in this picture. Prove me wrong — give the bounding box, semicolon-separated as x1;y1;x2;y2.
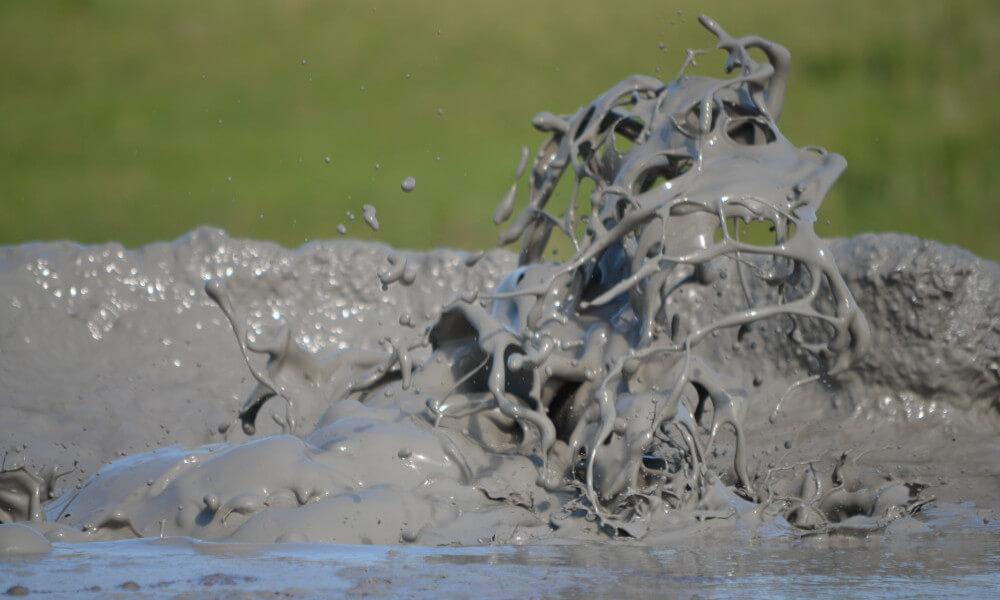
444;13;872;530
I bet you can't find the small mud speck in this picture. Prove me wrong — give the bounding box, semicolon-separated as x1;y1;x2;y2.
4;586;28;597
362;204;380;232
119;581;141;590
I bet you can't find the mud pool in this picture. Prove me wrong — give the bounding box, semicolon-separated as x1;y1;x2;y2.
1;14;998;598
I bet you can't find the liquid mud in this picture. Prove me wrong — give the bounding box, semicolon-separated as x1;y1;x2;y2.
1;14;997;570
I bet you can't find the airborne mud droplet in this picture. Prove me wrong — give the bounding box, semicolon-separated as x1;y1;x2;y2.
362;205;379;232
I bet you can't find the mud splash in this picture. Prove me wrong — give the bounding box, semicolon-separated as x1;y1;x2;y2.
1;16;997;548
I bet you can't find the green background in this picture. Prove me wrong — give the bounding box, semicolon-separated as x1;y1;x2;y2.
2;1;998;259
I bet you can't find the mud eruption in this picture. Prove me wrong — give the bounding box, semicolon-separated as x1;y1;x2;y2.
1;16;997;550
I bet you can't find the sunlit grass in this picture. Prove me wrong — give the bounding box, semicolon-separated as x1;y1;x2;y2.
1;0;997;260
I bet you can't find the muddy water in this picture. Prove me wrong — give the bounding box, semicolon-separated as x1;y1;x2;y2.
2;514;998;599
0;13;997;578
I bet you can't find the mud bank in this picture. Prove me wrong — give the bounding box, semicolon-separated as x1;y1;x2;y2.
1;226;997;546
1;16;997;551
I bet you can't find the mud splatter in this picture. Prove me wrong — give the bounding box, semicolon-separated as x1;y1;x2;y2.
1;16;996;549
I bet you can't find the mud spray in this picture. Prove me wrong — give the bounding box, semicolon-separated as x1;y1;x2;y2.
1;16;997;553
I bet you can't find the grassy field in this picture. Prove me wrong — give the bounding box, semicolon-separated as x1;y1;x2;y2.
2;1;998;259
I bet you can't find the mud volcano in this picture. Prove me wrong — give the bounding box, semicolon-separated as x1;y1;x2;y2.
1;14;997;598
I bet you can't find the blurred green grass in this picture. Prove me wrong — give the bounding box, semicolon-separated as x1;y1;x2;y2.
1;0;997;259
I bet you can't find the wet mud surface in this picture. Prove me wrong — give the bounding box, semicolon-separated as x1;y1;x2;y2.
1;228;996;545
1;13;998;597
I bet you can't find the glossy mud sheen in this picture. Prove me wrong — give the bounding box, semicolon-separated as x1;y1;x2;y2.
1;16;997;557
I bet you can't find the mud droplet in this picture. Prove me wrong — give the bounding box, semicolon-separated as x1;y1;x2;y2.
494;184;517;225
362;204;380;232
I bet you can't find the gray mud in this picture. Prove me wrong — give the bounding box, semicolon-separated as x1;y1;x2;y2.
1;15;997;557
